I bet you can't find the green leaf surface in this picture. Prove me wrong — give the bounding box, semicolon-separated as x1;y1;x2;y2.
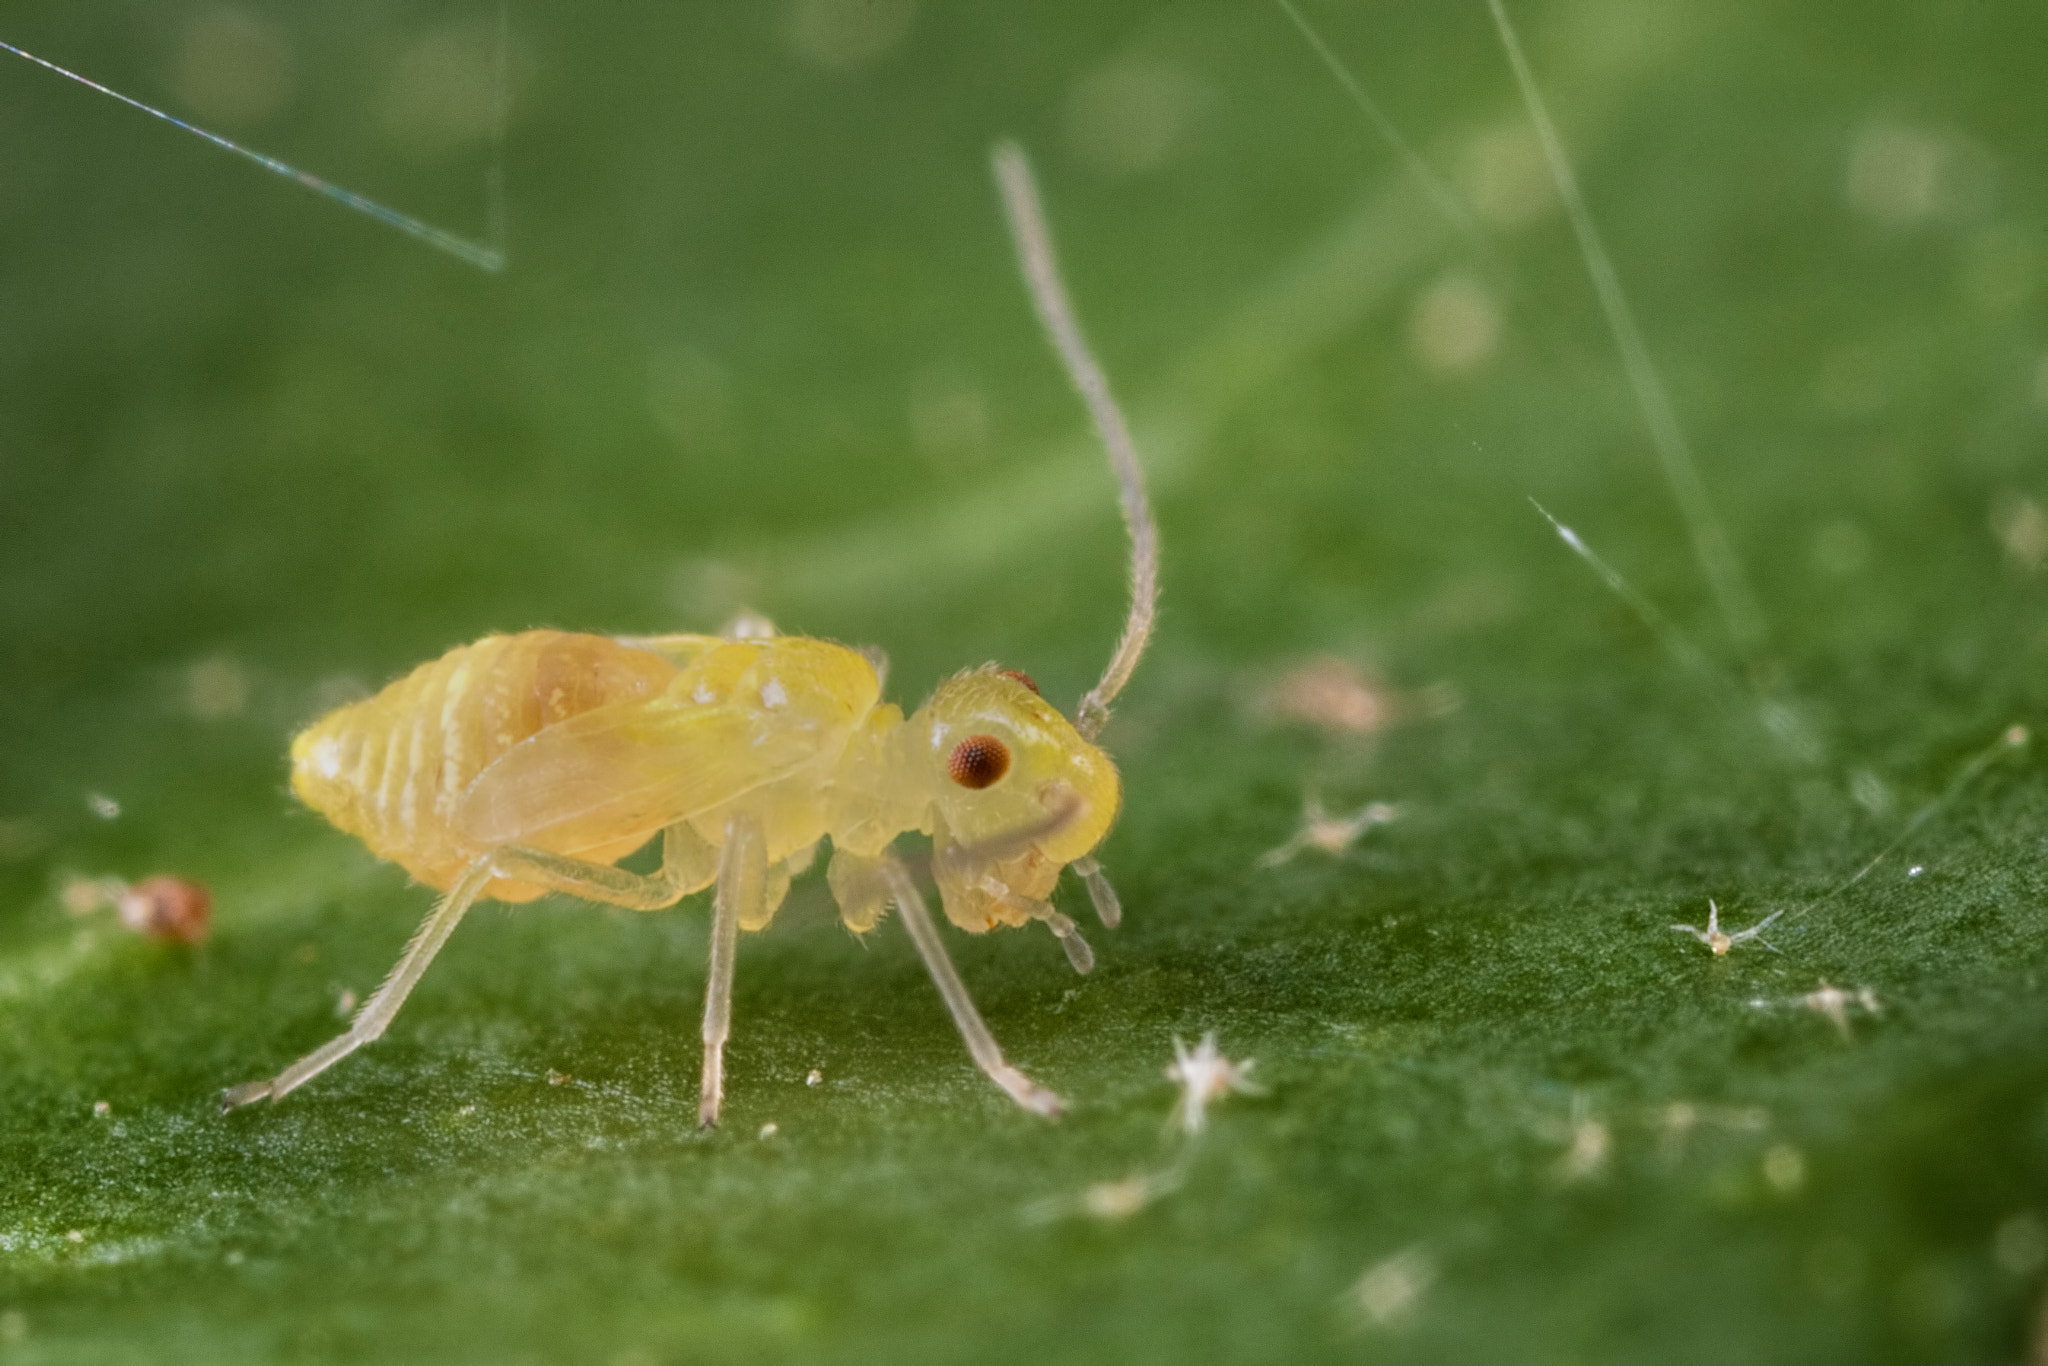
5;1;2048;1362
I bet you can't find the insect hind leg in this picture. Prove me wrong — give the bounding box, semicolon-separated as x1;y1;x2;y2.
222;859;494;1110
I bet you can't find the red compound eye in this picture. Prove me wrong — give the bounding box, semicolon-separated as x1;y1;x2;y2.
947;734;1011;789
998;668;1039;694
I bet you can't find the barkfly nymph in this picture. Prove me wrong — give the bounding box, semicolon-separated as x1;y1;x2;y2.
223;144;1159;1126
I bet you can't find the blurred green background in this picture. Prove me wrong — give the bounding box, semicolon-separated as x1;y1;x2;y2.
6;0;2048;1361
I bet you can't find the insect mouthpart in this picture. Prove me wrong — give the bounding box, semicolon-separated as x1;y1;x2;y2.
948;734;1012;788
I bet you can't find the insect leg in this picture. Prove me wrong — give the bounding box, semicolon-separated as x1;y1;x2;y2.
1070;856;1123;929
879;857;1063;1118
699;813;764;1128
488;822;720;910
221;858;493;1110
1036;904;1095;975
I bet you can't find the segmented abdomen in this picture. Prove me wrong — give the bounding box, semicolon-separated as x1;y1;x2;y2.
290;631;677;897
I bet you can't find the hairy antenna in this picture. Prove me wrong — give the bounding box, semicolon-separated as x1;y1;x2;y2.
991;140;1158;741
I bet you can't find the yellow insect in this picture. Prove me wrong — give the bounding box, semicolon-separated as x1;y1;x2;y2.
223;143;1158;1126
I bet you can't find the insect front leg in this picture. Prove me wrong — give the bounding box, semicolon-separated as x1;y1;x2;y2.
878;857;1062;1119
222;859;495;1110
487;821;720;910
699;812;765;1128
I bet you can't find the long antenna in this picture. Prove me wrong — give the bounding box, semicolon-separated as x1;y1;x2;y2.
0;29;507;273
991;140;1158;741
